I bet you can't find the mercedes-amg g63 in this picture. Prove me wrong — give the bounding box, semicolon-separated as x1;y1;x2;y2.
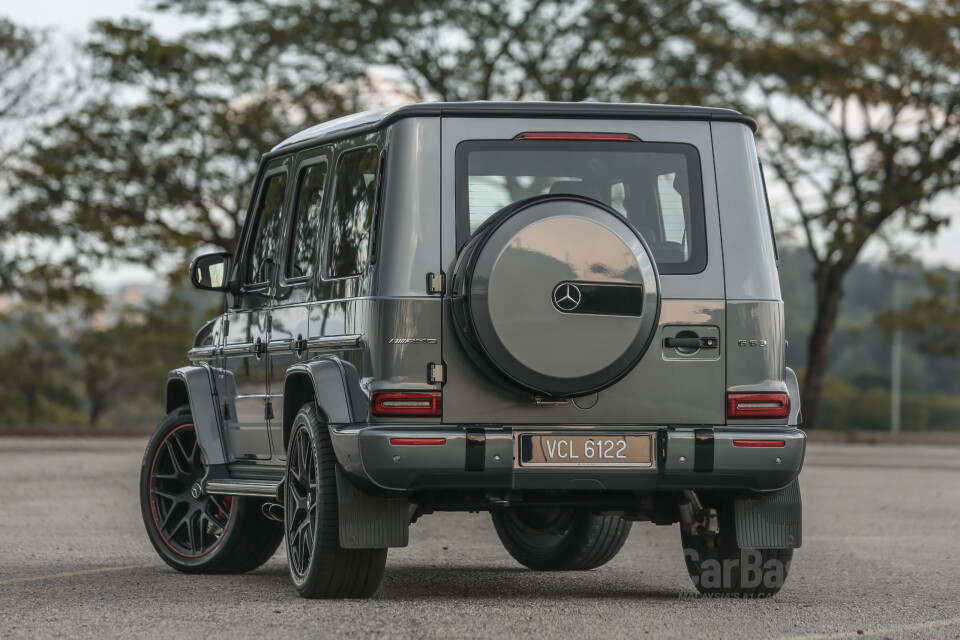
140;102;804;599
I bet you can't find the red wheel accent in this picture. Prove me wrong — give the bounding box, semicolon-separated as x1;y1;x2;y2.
148;423;234;559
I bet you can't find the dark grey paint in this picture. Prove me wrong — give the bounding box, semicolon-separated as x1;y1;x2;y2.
166;366;229;467
168;104;797;515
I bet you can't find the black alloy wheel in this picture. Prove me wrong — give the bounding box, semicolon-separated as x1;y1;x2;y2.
282;402;386;598
286;424;318;579
140;405;284;574
148;423;232;558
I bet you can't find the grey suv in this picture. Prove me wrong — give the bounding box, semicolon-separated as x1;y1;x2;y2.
139;102;804;599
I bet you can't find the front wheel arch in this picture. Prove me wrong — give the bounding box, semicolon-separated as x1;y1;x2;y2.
165;378;189;415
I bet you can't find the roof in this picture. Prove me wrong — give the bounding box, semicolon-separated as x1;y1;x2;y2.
271;101;756;153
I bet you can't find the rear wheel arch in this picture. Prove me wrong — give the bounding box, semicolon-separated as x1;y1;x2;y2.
283;372;318;453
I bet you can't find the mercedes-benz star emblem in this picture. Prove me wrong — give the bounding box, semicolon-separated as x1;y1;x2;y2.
553;283;582;312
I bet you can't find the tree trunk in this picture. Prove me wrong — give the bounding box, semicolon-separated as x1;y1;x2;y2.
25;387;37;427
801;264;846;429
89;400;102;429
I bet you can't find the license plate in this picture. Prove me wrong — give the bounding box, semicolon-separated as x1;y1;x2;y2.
518;434;653;467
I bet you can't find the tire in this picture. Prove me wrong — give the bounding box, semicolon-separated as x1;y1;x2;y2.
491;507;632;571
284;402;387;598
140;405;284;574
680;495;793;597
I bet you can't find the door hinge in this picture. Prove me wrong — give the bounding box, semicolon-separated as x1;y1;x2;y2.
222;401;231;421
428;362;446;385
427;272;445;295
265;401;275;421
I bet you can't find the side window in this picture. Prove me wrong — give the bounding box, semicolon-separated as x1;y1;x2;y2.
326;146;379;278
656;172;687;246
287;162;328;279
246;172;288;284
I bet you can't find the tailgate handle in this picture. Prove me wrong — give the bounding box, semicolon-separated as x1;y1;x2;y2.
664;336;718;349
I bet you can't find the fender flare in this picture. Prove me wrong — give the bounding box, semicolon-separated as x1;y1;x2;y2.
283;358;407;549
283;355;368;442
165;365;229;467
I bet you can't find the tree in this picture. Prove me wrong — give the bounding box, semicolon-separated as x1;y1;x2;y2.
4;0;738;301
877;272;960;357
0;311;77;426
73;325;134;428
2;18;347;293
1;17;39;293
719;0;960;427
0;18;39;150
151;0;733;105
70;276;213;428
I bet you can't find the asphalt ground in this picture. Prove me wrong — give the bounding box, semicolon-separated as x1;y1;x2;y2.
1;437;959;639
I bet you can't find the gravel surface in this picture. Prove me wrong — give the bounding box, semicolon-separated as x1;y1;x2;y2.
1;437;958;639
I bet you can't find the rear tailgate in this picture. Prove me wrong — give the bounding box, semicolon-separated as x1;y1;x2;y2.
439;116;725;426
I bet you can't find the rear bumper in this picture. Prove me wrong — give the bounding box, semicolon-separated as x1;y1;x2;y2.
330;425;805;495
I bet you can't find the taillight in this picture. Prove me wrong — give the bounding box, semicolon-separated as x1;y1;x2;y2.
371;391;442;417
726;392;790;419
515;132;635;141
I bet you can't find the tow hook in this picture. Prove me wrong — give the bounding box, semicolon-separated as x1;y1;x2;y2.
679;490;719;538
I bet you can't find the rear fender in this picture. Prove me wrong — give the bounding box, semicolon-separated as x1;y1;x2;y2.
165;365;229;467
283;355;368;455
283;358;404;548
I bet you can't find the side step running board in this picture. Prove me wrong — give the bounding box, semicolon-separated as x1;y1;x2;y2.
204;479;280;498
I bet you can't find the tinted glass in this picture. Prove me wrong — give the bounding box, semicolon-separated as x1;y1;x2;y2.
327;147;378;278
287;162;328;278
456;140;706;274
247;172;288;284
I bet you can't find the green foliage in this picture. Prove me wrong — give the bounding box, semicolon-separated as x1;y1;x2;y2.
876;272;960;356
2;3;960;430
0;311;78;426
152;0;734;104
0;17;38;123
0;277;217;429
2;17;348;298
715;0;960;427
817;373;960;431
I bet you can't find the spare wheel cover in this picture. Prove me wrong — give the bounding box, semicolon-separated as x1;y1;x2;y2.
457;194;661;397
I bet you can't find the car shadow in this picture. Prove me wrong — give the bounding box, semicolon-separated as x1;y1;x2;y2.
239;560;685;601
373;565;682;600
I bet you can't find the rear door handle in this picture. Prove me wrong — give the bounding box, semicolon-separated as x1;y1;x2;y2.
664;337;718;349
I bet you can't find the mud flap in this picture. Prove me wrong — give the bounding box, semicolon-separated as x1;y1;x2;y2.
335;465;410;549
734;478;802;549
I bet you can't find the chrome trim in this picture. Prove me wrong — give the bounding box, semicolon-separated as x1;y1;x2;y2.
204;479;280;498
306;334;362;349
187;347;216;361
223;343;254;356
266;340;289;353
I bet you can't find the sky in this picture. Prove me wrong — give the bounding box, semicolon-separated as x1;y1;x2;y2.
4;0;960;284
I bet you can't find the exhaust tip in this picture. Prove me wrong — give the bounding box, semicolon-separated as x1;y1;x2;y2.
261;502;284;522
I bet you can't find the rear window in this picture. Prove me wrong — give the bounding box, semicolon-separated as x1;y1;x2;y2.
456;140;706;274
